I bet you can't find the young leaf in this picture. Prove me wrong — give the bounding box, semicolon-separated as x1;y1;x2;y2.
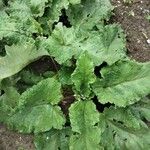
34;128;71;150
69;101;99;133
71;52;96;97
58;67;74;85
93;60;150;107
7;104;65;133
0;43;48;80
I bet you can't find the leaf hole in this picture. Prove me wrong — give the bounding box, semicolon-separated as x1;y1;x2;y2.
92;96;112;112
94;62;108;78
59;9;72;28
113;119;123;125
0;40;7;57
87;14;90;17
0;90;5;96
2;0;9;6
52;9;72;29
65;135;69;138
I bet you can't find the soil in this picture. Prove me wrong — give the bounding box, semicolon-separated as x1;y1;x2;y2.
0;125;34;150
0;0;150;149
111;0;150;62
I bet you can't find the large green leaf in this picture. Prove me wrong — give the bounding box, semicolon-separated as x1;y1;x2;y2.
34;128;71;150
99;107;150;150
78;24;126;66
0;11;17;40
0;86;20;122
67;0;113;30
29;0;48;17
0;43;48;80
93;60;150;107
69;101;101;150
0;2;42;42
40;24;126;66
3;78;65;133
8;0;32;20
8;104;65;133
69;101;99;133
8;0;48;18
131;97;150;122
19;77;62;107
39;23;77;64
47;0;69;23
71;52;96;97
44;0;81;27
69;127;101;150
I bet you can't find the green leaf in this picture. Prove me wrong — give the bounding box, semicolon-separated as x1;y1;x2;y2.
8;0;32;20
40;24;126;66
69;0;81;5
46;0;69;26
58;66;74;85
19;70;44;85
78;24;126;66
0;1;4;9
46;0;81;25
2;78;64;133
69;96;101;150
39;23;77;64
71;52;96;97
29;0;48;17
99;107;150;150
70;127;101;150
0;86;20;122
67;0;113;30
19;78;62;107
0;11;17;40
34;128;71;150
0;43;48;80
100;107;146;130
131;97;150;122
8;0;48;18
0;3;42;41
8;104;65;133
93;60;150;107
69;101;99;133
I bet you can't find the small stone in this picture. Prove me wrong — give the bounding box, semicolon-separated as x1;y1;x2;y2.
147;39;150;44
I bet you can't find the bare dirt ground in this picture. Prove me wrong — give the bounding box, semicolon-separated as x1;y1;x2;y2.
0;0;150;149
111;0;150;62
